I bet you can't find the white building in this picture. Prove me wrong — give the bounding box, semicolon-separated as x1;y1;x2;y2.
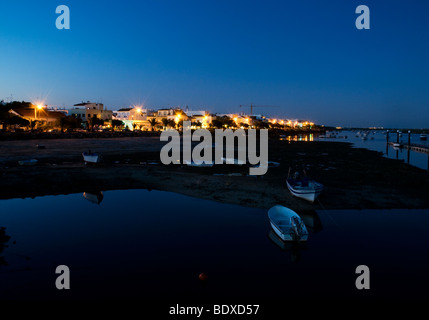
112;107;152;130
185;110;212;128
69;102;112;121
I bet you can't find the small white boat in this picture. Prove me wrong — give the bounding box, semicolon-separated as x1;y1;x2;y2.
82;152;99;163
392;143;401;148
287;178;323;203
183;160;213;167
268;205;308;242
18;159;38;166
221;157;246;165
420;134;427;141
286;169;323;203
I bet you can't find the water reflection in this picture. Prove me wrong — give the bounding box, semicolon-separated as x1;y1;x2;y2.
315;130;429;170
0;227;11;266
280;133;313;142
83;191;104;205
268;230;306;262
300;210;323;233
1;190;429;300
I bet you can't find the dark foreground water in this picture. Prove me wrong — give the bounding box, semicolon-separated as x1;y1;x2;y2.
1;189;428;302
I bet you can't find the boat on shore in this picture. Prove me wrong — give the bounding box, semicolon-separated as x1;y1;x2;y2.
268;205;308;242
183;160;214;167
18;159;38;166
82;151;99;163
286;168;323;203
221;157;246;165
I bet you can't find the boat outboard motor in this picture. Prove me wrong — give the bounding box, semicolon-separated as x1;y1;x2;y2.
290;216;302;240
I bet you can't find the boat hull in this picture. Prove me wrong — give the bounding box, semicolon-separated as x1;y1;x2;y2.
286;179;323;203
18;159;38;166
270;222;308;242
82;153;99;163
268;205;309;242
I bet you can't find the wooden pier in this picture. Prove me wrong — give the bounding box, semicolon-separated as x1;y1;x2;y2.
388;141;429;154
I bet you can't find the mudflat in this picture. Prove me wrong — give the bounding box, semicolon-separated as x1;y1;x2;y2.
1;136;428;210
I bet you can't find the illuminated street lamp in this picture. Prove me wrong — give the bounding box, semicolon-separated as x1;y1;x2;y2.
175;114;181;123
35;104;43;120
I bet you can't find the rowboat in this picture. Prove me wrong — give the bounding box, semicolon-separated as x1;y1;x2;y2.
268;205;308;242
286;169;323;203
82;152;99;163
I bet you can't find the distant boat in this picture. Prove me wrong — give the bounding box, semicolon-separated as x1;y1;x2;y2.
83;191;104;205
392;143;402;148
82;151;99;163
268;205;308;242
420;134;427;141
18;159;38;166
319;131;336;139
286;168;323;203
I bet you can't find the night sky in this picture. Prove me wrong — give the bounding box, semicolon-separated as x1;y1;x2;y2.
1;0;428;127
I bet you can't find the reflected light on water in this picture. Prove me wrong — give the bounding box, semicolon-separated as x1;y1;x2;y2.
280;134;313;142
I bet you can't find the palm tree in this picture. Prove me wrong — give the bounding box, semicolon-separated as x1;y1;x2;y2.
148;118;159;131
167;119;176;128
161;117;169;130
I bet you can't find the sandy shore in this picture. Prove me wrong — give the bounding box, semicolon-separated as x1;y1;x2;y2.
1;136;429;210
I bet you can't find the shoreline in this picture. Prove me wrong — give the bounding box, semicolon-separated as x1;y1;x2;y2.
1;137;429;210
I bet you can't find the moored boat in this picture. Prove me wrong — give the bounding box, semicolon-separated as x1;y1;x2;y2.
420;133;427;141
268;205;308;242
286;168;323;203
82;151;99;163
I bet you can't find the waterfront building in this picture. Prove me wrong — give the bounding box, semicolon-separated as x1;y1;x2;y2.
69;102;113;121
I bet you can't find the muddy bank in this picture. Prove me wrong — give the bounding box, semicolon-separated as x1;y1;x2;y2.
0;138;429;210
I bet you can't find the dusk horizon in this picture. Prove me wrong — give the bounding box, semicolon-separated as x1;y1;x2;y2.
1;0;429;128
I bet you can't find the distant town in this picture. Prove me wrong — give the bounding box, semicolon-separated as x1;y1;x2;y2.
0;100;318;133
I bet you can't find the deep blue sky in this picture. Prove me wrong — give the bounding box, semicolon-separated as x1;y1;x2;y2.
1;0;428;128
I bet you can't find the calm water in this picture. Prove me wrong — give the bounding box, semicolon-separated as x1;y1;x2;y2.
1;189;428;301
315;130;429;171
